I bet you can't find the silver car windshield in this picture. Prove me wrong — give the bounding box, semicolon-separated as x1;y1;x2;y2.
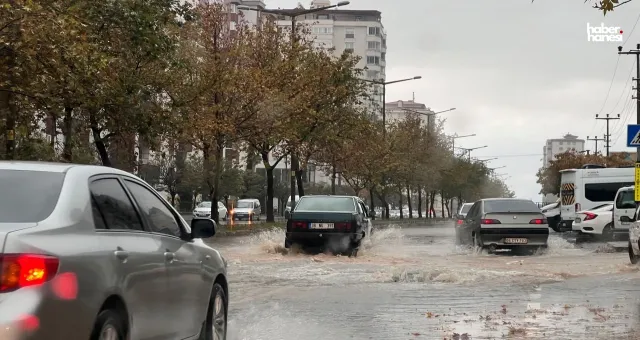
198;202;212;208
0;170;65;223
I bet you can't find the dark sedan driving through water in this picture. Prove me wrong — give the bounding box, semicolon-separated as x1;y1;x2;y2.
284;195;373;257
455;198;548;254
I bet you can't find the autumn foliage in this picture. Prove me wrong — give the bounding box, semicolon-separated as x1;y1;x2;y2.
1;0;513;221
536;151;634;195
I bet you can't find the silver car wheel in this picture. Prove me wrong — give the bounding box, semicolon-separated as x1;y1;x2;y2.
100;325;119;340
212;291;226;340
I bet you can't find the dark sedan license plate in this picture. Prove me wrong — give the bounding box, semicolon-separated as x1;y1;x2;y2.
504;238;528;244
310;223;334;229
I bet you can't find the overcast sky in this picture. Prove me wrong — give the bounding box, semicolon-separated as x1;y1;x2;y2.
267;0;640;201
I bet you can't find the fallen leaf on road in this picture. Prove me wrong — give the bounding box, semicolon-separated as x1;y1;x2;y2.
411;332;420;336
426;312;434;318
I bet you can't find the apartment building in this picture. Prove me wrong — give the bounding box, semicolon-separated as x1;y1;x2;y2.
385;99;435;127
541;133;585;203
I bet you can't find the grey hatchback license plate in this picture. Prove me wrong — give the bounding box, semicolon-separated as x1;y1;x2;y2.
504;238;528;244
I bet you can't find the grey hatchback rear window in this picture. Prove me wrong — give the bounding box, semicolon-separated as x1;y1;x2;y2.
484;200;539;213
0;170;65;223
295;197;355;212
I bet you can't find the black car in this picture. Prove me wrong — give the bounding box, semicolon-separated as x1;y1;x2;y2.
284;195;373;257
456;198;549;254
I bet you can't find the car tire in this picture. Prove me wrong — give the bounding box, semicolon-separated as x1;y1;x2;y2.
346;240;360;258
90;309;127;340
199;283;228;340
284;238;292;249
629;241;640;264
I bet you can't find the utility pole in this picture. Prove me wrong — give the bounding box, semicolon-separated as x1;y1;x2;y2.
618;44;640;161
595;114;620;156
586;135;605;155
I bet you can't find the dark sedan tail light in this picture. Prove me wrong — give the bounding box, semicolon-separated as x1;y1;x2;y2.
529;218;547;224
335;222;350;231
481;219;501;224
292;221;306;229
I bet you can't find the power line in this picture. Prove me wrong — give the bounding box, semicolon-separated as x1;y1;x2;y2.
589;55;622;137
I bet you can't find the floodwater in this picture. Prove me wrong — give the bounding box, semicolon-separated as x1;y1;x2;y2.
206;224;640;339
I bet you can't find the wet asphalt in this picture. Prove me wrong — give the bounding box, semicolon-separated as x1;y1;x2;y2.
205;223;640;340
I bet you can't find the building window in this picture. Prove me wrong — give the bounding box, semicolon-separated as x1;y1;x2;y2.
355;16;362;21
366;70;379;78
345;42;354;52
317;14;329;19
559;141;563;145
367;41;380;50
312;27;333;34
381;52;386;61
345;28;354;39
366;56;380;65
368;27;380;36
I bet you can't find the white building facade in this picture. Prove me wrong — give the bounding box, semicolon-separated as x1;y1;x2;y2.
385;99;435;127
541;133;585;203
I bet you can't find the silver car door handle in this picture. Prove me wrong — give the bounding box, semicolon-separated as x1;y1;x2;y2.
164;252;175;262
114;250;129;260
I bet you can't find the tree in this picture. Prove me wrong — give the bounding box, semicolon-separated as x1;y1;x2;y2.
531;0;630;14
536;151;633;195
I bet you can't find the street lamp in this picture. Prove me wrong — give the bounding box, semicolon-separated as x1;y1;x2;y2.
489;165;506;171
238;1;350;213
457;145;487;160
400;107;456;129
360;76;422;136
449;133;475;153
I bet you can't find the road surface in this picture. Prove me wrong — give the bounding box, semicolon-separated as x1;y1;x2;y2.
204;223;640;339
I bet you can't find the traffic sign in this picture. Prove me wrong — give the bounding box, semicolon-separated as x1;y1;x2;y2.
635;163;640;201
627;125;640;147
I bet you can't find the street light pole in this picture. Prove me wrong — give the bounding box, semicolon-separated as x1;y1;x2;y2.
456;145;488;160
239;1;350;212
450;134;475;154
400;107;456;130
360;76;422;135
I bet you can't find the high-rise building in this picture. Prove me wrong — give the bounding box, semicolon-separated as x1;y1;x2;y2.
385;100;435;127
541;133;585;203
259;0;387;116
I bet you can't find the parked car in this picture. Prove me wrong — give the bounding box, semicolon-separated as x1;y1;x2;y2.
456;203;473;219
571;203;614;239
621;206;640;264
0;161;228;340
455;198;548;254
285;195;373;257
193;201;228;221
230;198;261;221
541;199;561;232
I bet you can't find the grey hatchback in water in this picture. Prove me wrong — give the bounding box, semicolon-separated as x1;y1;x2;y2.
0;162;228;340
455;198;548;254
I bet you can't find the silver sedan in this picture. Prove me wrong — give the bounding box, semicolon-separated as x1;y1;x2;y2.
0;161;228;340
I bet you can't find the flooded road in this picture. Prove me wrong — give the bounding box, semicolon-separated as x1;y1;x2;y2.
207;223;640;339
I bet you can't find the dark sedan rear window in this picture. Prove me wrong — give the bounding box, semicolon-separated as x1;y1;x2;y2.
0;170;65;223
294;197;355;212
484;200;539;213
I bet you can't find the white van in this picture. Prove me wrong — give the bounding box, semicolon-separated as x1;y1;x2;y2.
558;167;634;231
613;186;636;237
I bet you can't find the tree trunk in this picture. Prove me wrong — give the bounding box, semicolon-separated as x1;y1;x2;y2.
90;121;112;167
444;198;451;217
440;190;445;219
330;162;336;195
375;190;389;219
202;142;215;219
417;187;423;218
424;194;430;219
369;187;376;220
295;168;305;197
262;151;276;222
211;140;224;223
429;191;436;218
62;106;74;162
398;187;404;219
406;185;413;218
